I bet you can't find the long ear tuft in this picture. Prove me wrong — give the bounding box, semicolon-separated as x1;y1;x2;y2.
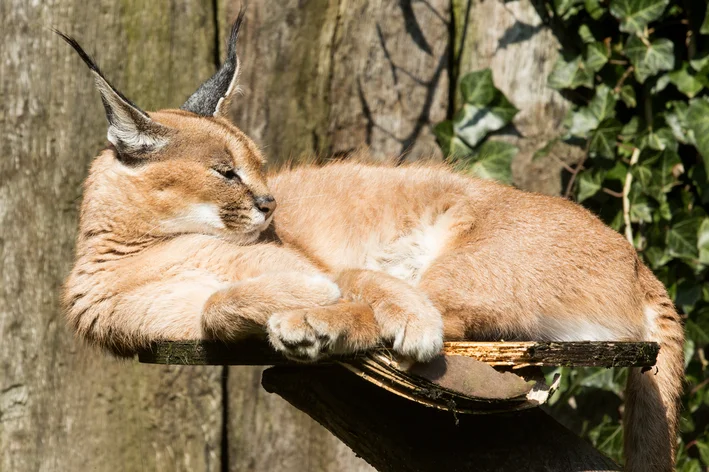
181;7;246;117
54;29;171;159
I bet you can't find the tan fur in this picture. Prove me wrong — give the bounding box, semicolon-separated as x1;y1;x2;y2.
64;70;682;472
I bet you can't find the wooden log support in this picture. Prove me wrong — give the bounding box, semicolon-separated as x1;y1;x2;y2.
261;364;621;472
138;340;658;471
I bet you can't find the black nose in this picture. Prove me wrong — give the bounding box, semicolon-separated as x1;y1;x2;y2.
254;195;276;218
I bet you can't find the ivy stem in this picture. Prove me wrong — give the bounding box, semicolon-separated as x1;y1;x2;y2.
622;147;641;245
602;188;623;198
564;139;591;199
613;66;634;93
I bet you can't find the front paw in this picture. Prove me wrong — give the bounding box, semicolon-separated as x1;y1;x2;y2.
379;301;444;363
267;310;334;362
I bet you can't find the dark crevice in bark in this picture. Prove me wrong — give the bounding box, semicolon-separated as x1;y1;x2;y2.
212;0;221;70
221;366;230;472
211;4;229;470
448;0;472;118
324;0;343;157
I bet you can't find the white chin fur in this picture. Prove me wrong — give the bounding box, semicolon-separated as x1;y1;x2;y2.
163;203;271;244
162;203;225;235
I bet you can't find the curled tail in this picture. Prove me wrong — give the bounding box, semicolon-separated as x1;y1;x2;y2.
624;263;684;472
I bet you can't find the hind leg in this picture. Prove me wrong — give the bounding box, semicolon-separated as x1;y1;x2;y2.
417;245;645;342
415;249;532;341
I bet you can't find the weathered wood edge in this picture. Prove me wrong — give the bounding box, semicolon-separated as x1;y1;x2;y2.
137;339;659;368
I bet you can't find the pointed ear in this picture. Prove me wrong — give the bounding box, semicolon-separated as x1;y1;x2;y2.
54;30;171;159
181;8;246;117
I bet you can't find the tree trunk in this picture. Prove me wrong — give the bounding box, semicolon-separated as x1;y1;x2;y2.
219;2;450;470
1;0;573;470
217;1;572;470
0;2;222;471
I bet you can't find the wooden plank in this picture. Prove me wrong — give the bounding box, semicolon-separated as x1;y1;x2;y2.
0;2;222;471
261;364;621;472
138;340;659;368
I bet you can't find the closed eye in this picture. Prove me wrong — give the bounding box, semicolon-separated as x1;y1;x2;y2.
214;167;241;182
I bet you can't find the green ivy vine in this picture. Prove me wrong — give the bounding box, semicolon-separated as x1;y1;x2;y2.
435;0;709;469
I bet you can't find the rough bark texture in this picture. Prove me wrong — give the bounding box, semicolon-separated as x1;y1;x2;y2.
217;2;451;471
223;0;450;165
2;0;576;470
262;364;621;472
0;2;222;471
213;1;573;470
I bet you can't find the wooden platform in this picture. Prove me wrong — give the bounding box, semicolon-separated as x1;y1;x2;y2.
138;339;658;367
138;340;659;471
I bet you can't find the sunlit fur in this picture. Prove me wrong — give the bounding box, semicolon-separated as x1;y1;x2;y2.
270;160;684;472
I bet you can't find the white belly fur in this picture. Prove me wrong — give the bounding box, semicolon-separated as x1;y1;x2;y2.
365;212;454;284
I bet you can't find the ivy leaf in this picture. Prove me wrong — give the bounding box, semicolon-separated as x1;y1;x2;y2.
686;97;709;173
641;128;678;152
584;0;606;20
488;92;520;124
629;189;653;223
567;84;618;137
433;120;475;158
555;0;584;19
677;459;701;472
624;36;675;83
697;439;709;466
460;69;497;106
668;62;705;98
665;101;693;144
645;246;671;268
578;24;596;44
698;218;709;264
548;55;594;89
634;164;653;189
701;5;709;35
459;141;518;184
606;160;629;182
586;42;610;72
621;116;640;139
610;0;670;34
590;118;622;158
453;104;506;149
589;84;618;121
587;415;624;462
685;319;709;345
690;50;709;73
649;148;683;194
667;217;702;260
577;169;605;202
651;73;672;94
619;85;637;107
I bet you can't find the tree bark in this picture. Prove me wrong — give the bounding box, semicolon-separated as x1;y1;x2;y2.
1;0;577;470
218;2;450;470
0;2;222;471
262;364;621;472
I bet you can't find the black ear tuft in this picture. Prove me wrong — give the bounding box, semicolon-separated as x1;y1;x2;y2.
55;29;171;158
181;7;246;117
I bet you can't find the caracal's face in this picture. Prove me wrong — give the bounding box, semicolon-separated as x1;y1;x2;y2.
109;110;275;244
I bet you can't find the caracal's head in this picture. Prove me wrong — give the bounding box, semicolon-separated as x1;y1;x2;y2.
58;10;275;245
